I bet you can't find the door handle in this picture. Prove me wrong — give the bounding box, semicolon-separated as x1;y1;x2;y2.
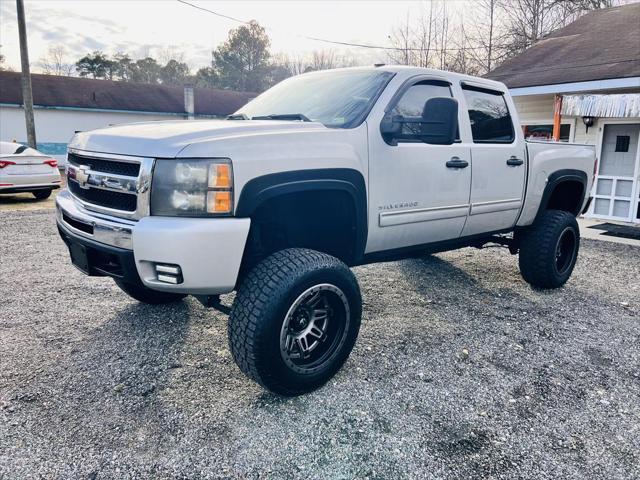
507;157;524;166
446;157;469;169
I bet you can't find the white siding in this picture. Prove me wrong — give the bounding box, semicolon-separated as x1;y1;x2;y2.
573;119;599;145
512;94;555;123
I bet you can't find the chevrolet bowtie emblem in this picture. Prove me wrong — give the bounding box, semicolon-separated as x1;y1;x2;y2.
75;165;91;189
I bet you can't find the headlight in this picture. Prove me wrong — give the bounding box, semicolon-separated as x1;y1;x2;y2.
150;159;233;216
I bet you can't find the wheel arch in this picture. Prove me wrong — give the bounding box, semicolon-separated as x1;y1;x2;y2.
534;169;588;221
235;168;368;266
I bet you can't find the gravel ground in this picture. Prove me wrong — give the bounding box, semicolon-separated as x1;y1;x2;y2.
1;208;639;480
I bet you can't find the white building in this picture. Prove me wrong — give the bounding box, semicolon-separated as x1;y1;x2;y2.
0;72;254;166
487;3;640;224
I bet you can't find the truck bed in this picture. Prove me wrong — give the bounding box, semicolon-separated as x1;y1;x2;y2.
517;141;596;226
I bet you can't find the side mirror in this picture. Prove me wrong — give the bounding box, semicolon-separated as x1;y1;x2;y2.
380;114;403;144
419;97;458;145
380;96;458;146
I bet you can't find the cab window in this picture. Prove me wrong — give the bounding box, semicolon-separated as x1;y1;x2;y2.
462;85;514;143
390;80;459;141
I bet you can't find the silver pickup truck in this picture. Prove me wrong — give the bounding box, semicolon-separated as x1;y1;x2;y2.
56;66;596;395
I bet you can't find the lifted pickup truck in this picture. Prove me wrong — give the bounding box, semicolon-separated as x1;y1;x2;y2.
56;66;596;395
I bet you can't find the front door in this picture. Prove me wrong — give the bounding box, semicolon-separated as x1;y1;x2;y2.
459;84;527;236
591;123;640;223
366;78;472;253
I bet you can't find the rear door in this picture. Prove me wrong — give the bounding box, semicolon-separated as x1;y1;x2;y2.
366;76;472;253
460;84;527;236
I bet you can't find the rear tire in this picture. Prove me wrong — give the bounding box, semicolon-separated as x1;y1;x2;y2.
518;209;580;289
229;248;362;396
114;278;187;304
32;189;52;200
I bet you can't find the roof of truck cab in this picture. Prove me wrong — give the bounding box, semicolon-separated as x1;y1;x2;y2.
303;65;509;92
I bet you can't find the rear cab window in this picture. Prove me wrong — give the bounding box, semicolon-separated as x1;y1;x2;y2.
461;85;514;143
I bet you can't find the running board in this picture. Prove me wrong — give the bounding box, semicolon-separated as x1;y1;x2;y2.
474;234;519;255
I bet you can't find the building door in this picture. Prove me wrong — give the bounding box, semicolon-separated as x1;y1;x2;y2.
591;123;640;223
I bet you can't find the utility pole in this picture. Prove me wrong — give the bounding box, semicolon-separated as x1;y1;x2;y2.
16;0;36;148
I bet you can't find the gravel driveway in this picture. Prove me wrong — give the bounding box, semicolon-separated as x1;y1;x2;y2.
1;208;638;480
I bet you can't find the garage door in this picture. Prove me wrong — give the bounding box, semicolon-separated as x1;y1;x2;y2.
591;124;640;223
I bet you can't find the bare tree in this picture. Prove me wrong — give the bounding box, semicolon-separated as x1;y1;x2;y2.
39;45;75;76
336;52;360;68
435;1;450;69
500;0;622;58
271;53;305;76
385;0;623;75
0;45;10;71
446;23;483;75
387;12;415;65
417;1;436;68
308;50;337;71
463;0;513;74
158;47;186;66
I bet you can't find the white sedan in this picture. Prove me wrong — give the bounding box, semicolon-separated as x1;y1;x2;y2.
0;141;62;200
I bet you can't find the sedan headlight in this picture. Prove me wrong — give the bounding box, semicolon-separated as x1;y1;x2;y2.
151;159;233;216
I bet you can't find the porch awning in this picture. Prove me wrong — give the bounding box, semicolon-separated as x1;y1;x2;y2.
561;93;640;118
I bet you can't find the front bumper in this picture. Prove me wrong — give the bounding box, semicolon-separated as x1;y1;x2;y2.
56;190;251;295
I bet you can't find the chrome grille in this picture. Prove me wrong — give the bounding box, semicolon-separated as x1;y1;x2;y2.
67;152;140;177
65;149;154;220
68;180;137;211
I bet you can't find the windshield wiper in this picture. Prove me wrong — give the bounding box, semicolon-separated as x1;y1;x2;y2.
251;113;312;122
227;113;249;120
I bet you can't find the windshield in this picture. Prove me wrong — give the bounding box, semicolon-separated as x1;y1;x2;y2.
235;70;394;128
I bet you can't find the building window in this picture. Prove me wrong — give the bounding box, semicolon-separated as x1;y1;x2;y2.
615;135;630;152
523;124;570;142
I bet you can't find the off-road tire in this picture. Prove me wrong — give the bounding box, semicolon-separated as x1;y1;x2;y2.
229;248;362;396
114;279;187;304
518;209;580;289
32;189;52;200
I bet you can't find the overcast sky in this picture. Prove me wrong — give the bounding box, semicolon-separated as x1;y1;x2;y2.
0;0;469;72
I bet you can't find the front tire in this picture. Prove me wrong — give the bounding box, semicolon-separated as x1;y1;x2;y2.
518;210;580;289
114;278;187;304
32;189;52;200
229;248;362;396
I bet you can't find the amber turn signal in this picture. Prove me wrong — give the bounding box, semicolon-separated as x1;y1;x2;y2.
209;164;232;188
207;191;232;214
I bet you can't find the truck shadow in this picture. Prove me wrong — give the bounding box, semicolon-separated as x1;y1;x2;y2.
78;300;192;401
12;298;194;449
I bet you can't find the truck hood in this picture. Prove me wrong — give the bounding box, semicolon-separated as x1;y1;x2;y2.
69;119;328;158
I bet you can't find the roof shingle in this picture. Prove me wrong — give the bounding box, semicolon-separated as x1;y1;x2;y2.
0;71;254;116
486;3;640;88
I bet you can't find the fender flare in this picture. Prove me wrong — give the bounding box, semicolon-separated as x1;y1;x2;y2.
235;168;368;262
534;169;588;221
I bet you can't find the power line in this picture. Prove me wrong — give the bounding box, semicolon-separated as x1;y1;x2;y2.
176;0;245;24
176;0;640;73
175;0;497;53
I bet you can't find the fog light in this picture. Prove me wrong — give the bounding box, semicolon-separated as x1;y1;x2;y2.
155;263;183;284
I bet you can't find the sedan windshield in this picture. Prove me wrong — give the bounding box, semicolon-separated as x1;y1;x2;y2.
234;70;394;128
